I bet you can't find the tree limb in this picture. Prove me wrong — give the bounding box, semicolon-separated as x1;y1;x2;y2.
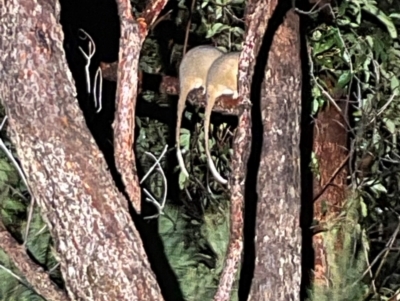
113;0;168;213
212;1;270;300
0;226;68;301
0;0;165;299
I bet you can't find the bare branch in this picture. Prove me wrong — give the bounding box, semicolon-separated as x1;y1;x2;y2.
113;0;168;213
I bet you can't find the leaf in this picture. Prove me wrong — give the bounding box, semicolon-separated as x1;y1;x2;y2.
338;70;351;88
231;26;244;37
383;118;396;134
180;128;191;150
390;76;400;96
313;36;337;56
215;6;223;20
179;170;188;190
360;197;368;218
205;23;230;39
365;180;387;198
362;4;398;39
389;13;400;19
0;169;9;182
201;0;209;8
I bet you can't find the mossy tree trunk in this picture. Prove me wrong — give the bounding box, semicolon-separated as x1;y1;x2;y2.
312;103;348;284
308;0;350;286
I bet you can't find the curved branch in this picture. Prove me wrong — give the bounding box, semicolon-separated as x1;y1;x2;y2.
212;1;271;300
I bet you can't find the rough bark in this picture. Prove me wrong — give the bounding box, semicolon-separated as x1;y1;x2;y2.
212;1;272;300
309;0;350;284
113;0;167;213
248;7;302;301
0;0;164;300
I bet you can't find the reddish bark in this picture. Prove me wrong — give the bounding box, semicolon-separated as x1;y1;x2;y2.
113;0;168;213
0;222;67;301
312;102;348;283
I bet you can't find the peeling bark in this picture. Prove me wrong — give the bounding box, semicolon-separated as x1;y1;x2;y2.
0;0;164;300
248;7;302;301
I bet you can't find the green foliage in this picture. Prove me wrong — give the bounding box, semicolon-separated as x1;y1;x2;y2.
140;39;162;73
0;249;45;301
136;113;237;298
176;0;244;52
158;201;238;301
308;0;400;299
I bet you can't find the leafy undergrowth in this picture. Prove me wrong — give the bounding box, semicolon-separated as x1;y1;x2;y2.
157;203;238;301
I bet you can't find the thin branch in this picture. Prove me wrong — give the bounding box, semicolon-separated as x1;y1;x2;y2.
78;29;96;94
0;263;25;283
0;230;67;301
313;153;350;202
93;67;103;113
142;147;168;219
183;0;196;55
140;144;168;184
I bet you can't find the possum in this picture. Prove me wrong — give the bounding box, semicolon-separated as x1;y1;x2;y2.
176;46;223;178
204;52;240;184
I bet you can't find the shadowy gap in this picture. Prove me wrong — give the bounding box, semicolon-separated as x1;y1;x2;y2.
238;1;293;299
58;0;183;300
298;3;315;301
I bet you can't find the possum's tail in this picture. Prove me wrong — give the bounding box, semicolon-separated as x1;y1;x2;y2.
176;94;190;178
204;88;228;185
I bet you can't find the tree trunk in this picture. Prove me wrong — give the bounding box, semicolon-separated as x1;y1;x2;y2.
0;0;164;300
312;102;348;284
248;6;302;301
309;1;350;285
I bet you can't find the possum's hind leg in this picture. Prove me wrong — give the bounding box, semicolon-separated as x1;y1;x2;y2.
176;77;203;178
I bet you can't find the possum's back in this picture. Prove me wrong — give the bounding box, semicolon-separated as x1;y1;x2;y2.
206;52;240;90
179;46;224;89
